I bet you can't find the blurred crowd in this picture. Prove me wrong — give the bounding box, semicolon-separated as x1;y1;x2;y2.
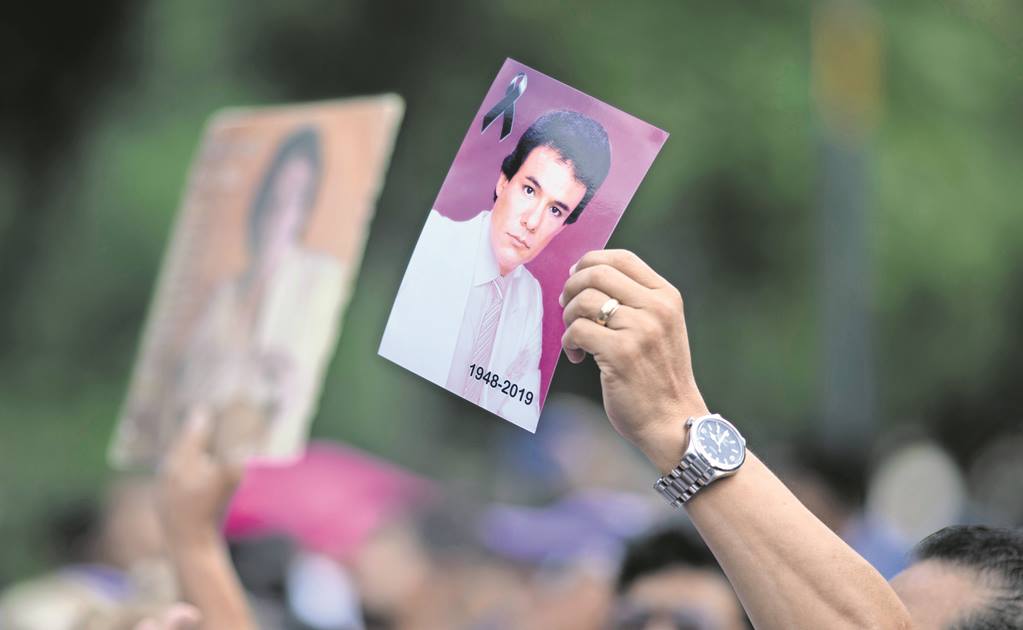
2;394;1018;630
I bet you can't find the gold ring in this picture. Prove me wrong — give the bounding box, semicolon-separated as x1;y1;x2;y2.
596;298;621;327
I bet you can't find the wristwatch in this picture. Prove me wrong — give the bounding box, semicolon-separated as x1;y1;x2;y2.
654;413;747;507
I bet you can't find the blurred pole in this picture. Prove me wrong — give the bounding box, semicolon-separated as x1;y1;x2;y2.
811;0;883;448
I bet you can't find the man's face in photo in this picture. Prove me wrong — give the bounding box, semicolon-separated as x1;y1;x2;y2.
490;145;587;276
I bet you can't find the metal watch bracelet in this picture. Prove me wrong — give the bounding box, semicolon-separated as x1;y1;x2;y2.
654;451;714;508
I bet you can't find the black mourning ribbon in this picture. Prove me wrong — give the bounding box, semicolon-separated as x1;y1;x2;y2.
481;72;528;141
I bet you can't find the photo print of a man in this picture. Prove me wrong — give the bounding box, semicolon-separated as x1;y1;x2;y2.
380;110;612;429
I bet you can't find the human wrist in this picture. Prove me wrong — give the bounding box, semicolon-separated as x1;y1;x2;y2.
165;518;223;551
637;428;687;476
634;399;709;475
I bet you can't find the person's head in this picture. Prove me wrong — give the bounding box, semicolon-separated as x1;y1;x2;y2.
613;526;748;630
489;110;611;275
891;525;1023;630
248;126;323;264
778;442;868;534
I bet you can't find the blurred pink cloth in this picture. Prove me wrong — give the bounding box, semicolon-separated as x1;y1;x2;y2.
224;441;433;559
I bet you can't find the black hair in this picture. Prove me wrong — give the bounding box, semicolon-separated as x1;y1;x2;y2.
915;525;1023;630
228;534;294;599
616;525;720;594
789;441;868;509
247;125;323;251
499;110;611;225
47;498;101;565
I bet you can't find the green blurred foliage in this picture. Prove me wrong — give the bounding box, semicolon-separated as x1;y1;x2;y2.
1;0;1020;580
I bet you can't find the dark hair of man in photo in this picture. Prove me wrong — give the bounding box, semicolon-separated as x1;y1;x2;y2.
498;110;611;224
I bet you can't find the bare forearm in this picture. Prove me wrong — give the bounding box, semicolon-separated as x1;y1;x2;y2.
169;527;257;630
646;443;912;630
693;453;911;628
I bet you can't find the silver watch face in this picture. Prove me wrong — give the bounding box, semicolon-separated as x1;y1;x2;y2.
693;417;745;470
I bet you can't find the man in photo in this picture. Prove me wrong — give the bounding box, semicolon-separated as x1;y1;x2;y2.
380;110;612;430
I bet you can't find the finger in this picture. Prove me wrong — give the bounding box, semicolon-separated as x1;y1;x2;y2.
564;345;586;364
163;603;202;629
562;316;615;364
571;249;665;289
222;460;246;491
134;619;159;630
560;264;648;309
170;406;213;462
562;287;635;331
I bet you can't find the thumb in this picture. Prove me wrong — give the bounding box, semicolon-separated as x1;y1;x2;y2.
222;459;246;492
163;603;202;629
173;406;213;459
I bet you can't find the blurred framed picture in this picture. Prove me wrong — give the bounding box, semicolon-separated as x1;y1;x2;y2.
111;96;404;468
379;59;667;431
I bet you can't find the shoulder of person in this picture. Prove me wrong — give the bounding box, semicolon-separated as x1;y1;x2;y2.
514;266;545;323
414;210;487;261
520;266;542;299
424;208;485;236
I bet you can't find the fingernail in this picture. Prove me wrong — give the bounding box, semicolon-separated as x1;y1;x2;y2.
187;407;210;432
558;292;566;307
569;262;578;275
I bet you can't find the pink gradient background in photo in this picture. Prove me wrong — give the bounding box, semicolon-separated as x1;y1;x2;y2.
430;58;668;408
